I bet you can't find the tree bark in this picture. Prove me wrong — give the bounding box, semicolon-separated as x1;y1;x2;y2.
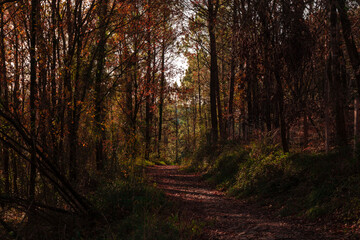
274;66;289;153
325;57;331;153
208;0;219;144
330;0;347;147
336;0;360;95
145;3;152;160
175;94;179;162
216;70;224;140
158;37;166;158
29;0;39;201
197;49;202;134
354;96;359;156
50;0;59;167
0;6;9;194
228;0;237;139
95;0;108;170
303;110;309;148
193;94;197;149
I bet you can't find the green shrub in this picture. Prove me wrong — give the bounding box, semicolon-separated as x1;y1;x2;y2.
235;147;291;196
193;139;360;222
206;148;248;188
88;179;199;240
92;180;167;219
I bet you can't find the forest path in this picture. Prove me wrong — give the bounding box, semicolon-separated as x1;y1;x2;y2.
147;165;347;240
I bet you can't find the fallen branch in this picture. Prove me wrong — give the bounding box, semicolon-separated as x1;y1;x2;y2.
0;195;71;215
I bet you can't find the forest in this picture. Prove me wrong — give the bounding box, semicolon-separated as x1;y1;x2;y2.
0;0;360;239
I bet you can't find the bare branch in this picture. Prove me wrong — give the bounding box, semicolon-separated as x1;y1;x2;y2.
0;0;17;6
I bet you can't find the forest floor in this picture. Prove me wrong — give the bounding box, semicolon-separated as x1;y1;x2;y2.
146;165;355;240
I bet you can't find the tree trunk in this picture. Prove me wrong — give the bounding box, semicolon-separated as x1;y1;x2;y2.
228;0;236;139
246;74;253;138
303;110;309;149
330;0;347;147
67;0;82;182
186;106;191;150
197;49;203;135
12;154;18;195
50;0;59;167
192;92;197;150
12;12;19;196
158;37;166;158
259;2;272;132
0;6;9;194
208;0;219;144
175;95;179;162
95;0;108;170
274;68;289;153
145;5;152;160
325;57;331;153
29;0;39;202
336;0;360;94
216;72;224;140
354;96;359;156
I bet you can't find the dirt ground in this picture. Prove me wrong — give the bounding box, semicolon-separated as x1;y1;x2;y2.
147;165;355;240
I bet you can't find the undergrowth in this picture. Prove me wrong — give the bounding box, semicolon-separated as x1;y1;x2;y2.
190;139;360;223
1;162;198;240
83;160;201;240
87;178;199;240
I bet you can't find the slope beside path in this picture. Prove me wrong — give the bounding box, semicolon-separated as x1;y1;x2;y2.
147;165;348;240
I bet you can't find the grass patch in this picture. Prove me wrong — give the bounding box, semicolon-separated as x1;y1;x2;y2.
1;166;199;240
204;147;248;189
191;140;360;223
86;176;200;240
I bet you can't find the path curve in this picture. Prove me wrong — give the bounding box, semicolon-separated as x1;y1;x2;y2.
147;165;347;240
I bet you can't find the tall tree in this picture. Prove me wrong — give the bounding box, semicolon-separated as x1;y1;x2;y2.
29;0;39;201
207;0;220;144
330;0;347;146
336;0;360;94
0;5;9;194
95;0;109;170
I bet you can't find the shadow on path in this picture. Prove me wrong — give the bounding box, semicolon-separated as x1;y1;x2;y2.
147;165;346;240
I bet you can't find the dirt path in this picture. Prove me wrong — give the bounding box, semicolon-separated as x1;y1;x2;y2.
147;165;349;240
